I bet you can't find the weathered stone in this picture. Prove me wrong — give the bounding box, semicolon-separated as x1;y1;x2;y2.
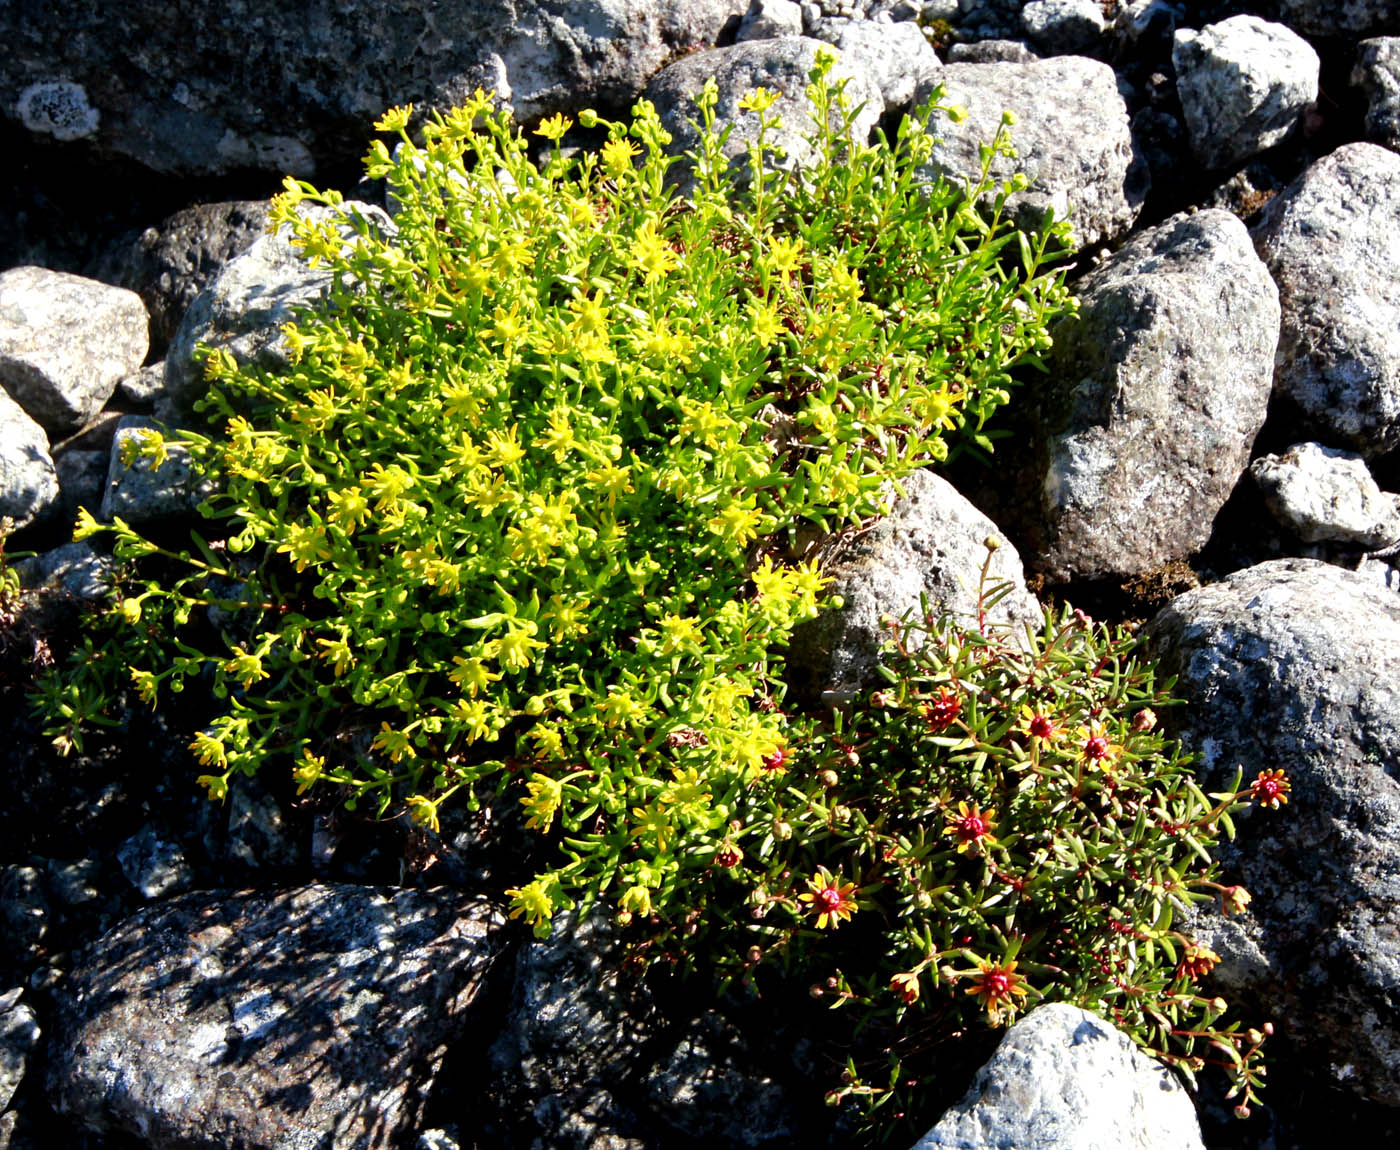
1019;0;1108;55
0;868;46;969
100;416;213;524
0;388;59;531
0;988;39;1115
1250;442;1400;547
48;884;506;1149
1172;16;1319;172
788;469;1042;702
489;912;659;1149
117;361;167;407
12;541;114;601
0;2;746;178
1273;0;1400;39
826;18;941;111
1145;559;1400;1105
913;57;1147;248
1253;143;1400;459
1353;38;1400;152
737;0;805;40
107;200;270;356
53;448;107;527
912;1004;1204;1150
944;39;1039;64
0;266;148;437
165;201;392;413
1032;209;1279;583
645;37;883;195
115;825;194;900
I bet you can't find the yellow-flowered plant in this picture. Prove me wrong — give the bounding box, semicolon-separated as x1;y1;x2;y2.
35;56;1072;944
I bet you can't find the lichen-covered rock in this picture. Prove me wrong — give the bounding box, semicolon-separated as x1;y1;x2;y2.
1019;0;1108;54
645;36;882;193
0;266;148;437
787;469;1042;703
1253;143;1400;459
1274;0;1400;39
912;57;1148;248
737;0;805;40
104;200;270;356
0;388;59;530
1250;442;1400;546
911;1004;1204;1150
164;201;391;413
48;884;506;1149
0;2;746;178
13;541;113;601
1031;209;1279;583
1353;38;1400;153
0;988;39;1115
1144;559;1400;1105
1172;16;1319;171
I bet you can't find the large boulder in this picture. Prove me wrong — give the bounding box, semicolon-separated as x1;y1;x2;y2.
1030;209;1279;583
1172;16;1319;172
912;56;1148;248
912;1004;1204;1150
787;468;1042;703
0;266;148;437
47;884;507;1149
1253;143;1400;459
1144;559;1400;1106
1;1;747;178
644;37;883;193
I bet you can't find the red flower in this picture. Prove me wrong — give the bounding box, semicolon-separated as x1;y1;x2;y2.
797;867;858;929
1249;769;1291;808
964;957;1029;1023
1176;943;1220;982
761;745;789;772
890;971;921;1004
925;686;962;731
943;801;997;854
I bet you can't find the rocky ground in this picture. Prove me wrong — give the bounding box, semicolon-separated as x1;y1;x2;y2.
4;1;1400;1148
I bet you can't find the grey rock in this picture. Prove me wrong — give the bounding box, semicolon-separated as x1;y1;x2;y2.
788;468;1042;702
1114;1;1187;47
101;416;212;524
118;361;167;407
165;201;392;413
1253;143;1400;459
1251;442;1400;547
0;989;40;1114
945;39;1040;64
416;1132;461;1150
912;1004;1204;1150
827;17;942;111
1353;38;1400;152
914;56;1147;248
0;2;746;178
643;1012;798;1144
0;867;46;966
645;37;883;195
737;0;806;40
0;266;148;438
1019;0;1108;55
1172;16;1319;172
115;825;194;900
1033;209;1279;583
1273;0;1400;39
0;389;59;531
48;885;506;1149
489;912;659;1149
12;541;114;602
224;778;302;872
1144;559;1400;1105
53;448;107;527
44;857;106;908
108;201;270;357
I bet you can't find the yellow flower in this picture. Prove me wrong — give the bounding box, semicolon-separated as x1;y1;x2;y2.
490;623;547;673
764;235;804;277
293;750;325;795
534;112;572;141
619;885;653;917
372;722;416;763
72;505;103;541
315;635;355;678
657;613;702;655
375;104;414;133
484;426;527;468
506;878;556;937
275;522;331;572
737;86;780;114
600;136;640;178
404;794;441;834
570;288;610;336
520;773;564;832
449;655;501;696
197;774;230;804
706;502;765;546
536;407;577;462
629;216;678;281
326;485;371;533
190;730;227;768
631;803;675;852
223;645;270;690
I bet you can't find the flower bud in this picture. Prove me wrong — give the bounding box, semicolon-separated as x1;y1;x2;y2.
818;769;839;789
1131;708;1158;733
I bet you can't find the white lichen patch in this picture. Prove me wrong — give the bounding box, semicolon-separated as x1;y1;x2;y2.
17;80;100;140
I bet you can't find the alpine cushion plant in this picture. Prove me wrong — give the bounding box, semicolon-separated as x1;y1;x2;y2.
637;554;1284;1140
35;53;1072;939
